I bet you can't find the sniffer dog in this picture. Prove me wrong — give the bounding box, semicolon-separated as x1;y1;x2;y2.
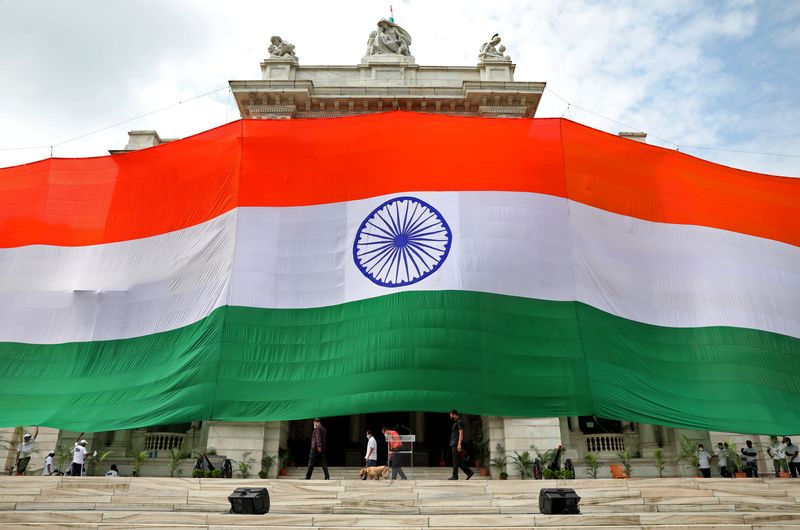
359;465;390;480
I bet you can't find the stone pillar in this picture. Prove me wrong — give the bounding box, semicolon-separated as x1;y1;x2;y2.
638;422;659;458
502;417;563;479
349;415;363;443
412;412;425;443
205;421;269;471
261;421;284;478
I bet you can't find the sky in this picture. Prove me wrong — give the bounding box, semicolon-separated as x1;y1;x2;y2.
0;0;798;175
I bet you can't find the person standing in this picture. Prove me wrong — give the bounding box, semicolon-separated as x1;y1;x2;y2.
715;442;729;477
15;427;38;475
305;418;330;480
71;439;91;477
382;426;407;480
767;436;787;477
448;410;473;480
784;437;800;478
42;450;55;476
363;430;377;480
697;444;712;478
741;440;759;478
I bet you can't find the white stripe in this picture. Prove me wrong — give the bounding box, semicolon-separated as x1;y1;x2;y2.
1;192;798;344
0;211;235;344
231;192;800;337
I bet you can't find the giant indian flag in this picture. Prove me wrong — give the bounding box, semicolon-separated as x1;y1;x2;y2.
1;112;798;433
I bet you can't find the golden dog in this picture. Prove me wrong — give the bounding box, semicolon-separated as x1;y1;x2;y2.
358;465;390;480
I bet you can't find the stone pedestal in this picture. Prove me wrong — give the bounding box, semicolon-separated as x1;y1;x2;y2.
260;58;298;80
638;422;659;458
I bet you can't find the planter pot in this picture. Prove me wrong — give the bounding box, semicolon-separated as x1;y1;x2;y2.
780;471;791;478
278;468;287;476
499;473;508;480
479;467;490;477
735;472;747;478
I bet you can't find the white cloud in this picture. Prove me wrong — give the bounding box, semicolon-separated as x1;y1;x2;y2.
0;0;797;176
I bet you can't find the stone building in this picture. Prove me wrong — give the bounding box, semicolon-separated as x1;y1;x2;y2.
1;22;780;479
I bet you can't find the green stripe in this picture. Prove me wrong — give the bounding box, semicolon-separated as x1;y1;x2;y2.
1;291;799;433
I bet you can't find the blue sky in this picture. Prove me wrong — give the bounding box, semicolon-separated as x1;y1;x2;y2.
0;0;798;175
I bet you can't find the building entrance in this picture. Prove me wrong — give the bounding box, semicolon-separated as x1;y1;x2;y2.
286;412;482;467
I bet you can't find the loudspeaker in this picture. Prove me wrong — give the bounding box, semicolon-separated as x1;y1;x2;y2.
539;488;580;515
228;487;270;514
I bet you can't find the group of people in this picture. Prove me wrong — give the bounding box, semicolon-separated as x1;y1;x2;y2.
696;437;800;478
14;429;118;477
305;410;474;481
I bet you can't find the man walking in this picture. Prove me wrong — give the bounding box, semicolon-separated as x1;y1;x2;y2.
382;426;408;480
305;418;330;480
363;430;377;480
448;409;473;480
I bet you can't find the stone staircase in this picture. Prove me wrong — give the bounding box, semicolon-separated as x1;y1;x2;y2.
281;466;491;480
2;475;800;529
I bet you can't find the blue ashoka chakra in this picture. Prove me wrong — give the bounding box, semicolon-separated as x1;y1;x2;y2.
353;196;452;287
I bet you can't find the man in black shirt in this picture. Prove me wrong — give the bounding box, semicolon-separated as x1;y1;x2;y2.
448;409;473;480
305;418;330;480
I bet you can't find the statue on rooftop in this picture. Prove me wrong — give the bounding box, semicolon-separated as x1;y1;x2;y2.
479;34;511;62
366;19;412;56
268;35;298;62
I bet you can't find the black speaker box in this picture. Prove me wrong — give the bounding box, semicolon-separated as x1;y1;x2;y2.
539;487;580;515
228;487;270;514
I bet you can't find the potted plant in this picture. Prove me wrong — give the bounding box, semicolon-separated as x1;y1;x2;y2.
675;435;700;477
617;448;634;478
132;450;148;477
439;448;447;467
259;453;277;479
583;453;600;479
653;448;666;478
725;442;745;478
490;443;508;479
235;451;256;479
168;447;187;478
474;440;491;476
509;451;535;479
278;447;288;476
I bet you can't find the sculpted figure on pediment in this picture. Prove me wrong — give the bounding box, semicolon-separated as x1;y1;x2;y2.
366;19;412;56
479;33;511;63
268;35;298;62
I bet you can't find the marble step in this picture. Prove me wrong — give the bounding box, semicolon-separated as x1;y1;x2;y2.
3;510;800;526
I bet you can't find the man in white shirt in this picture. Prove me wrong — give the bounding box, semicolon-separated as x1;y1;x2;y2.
784;437;800;478
362;430;378;480
697;444;712;478
767;436;787;477
15;427;38;475
714;442;729;477
71;440;91;477
105;464;119;477
42;450;55;476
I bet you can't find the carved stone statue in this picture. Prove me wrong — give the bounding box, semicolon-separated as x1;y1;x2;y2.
366;19;412;56
267;35;298;62
478;34;511;62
